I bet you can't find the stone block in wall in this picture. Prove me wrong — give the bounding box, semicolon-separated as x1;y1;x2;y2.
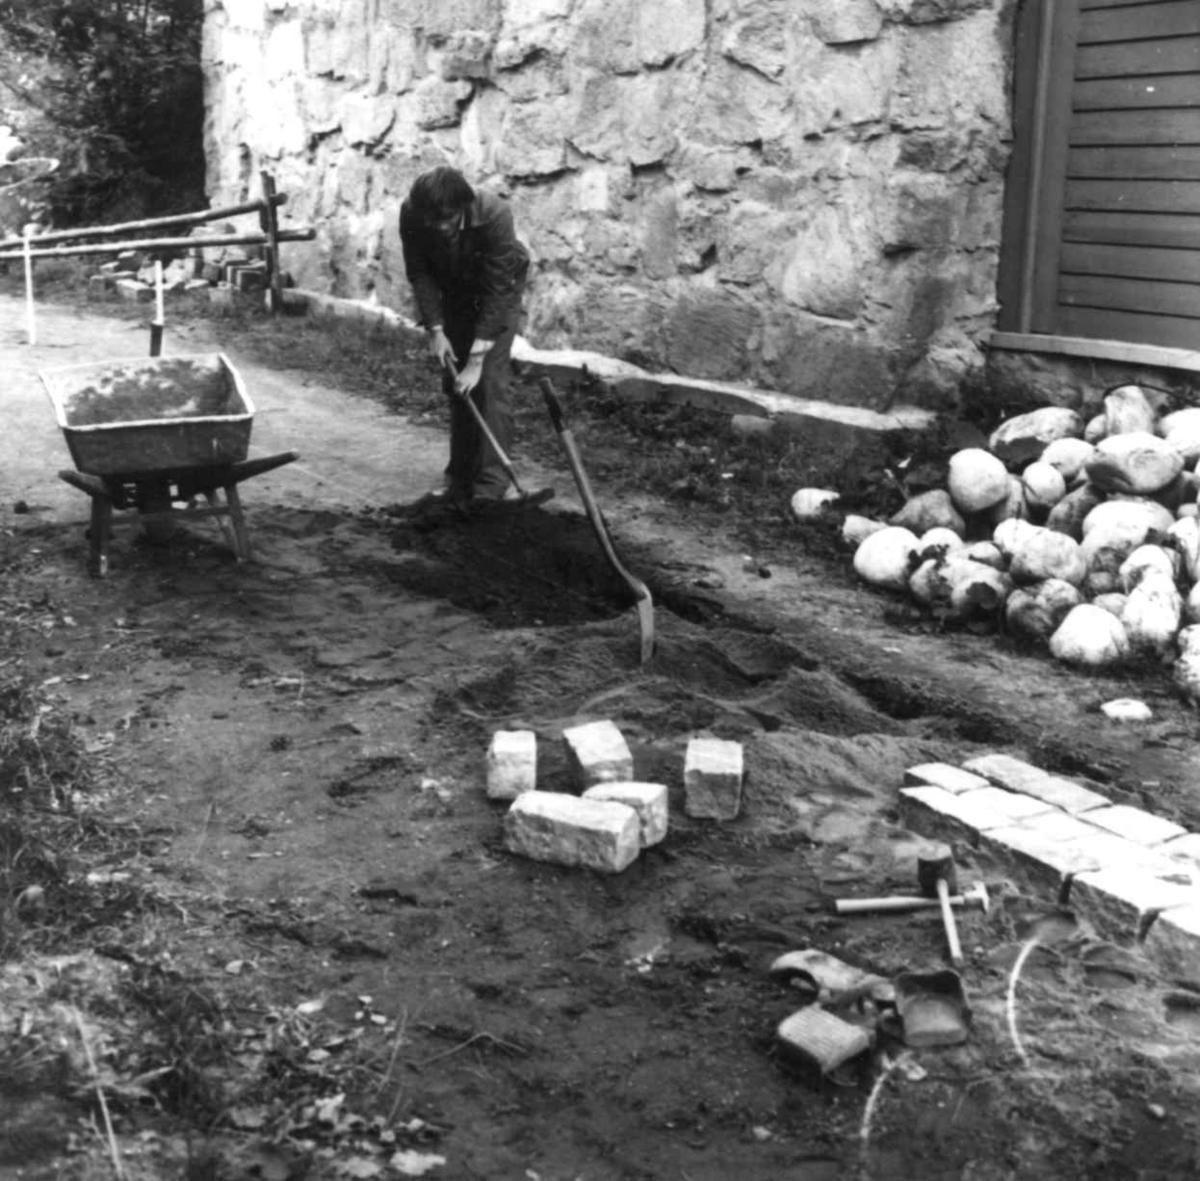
440;30;494;80
664;290;759;383
414;76;473;130
878;0;997;27
340;93;396;148
766;314;895;411
811;0;884;45
769;205;864;320
571;72;681;168
884;174;965;253
722;14;789;79
496;100;571;178
420;0;503;39
640;189;678;282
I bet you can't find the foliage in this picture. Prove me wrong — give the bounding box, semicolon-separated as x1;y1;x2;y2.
0;0;205;225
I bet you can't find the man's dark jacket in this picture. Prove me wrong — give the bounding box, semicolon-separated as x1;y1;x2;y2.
399;189;530;340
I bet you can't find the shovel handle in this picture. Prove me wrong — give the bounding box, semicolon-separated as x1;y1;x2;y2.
540;377;567;433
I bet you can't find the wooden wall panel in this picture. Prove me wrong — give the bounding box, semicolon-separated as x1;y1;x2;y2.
1057;306;1200;349
1064;179;1200;214
1060;242;1200;283
1064;210;1200;249
1074;76;1199;110
999;0;1200;349
1060;274;1200;318
1077;36;1200;78
1078;2;1200;44
1069;147;1200;181
1072;110;1200;146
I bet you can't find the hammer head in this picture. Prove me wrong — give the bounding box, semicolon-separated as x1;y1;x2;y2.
962;881;990;913
916;842;958;897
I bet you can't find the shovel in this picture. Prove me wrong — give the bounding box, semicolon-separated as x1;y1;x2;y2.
442;358;553;512
539;376;655;666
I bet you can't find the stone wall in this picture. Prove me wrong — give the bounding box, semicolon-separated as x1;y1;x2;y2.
201;0;1015;412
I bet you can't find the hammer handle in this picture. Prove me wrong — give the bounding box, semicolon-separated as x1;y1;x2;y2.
835;893;970;915
938;879;965;966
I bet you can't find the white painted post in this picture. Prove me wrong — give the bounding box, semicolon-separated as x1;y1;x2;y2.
23;222;36;345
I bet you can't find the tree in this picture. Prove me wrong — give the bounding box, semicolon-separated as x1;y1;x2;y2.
0;0;205;225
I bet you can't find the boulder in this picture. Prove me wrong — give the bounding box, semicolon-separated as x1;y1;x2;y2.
946;448;1008;514
989;407;1083;465
889;488;965;536
853;526;919;591
1010;529;1086;586
1046;482;1105;540
1087;432;1184;495
1040;437;1097;483
1005;578;1084;644
1160;407;1200;465
1102;384;1157;436
1050;604;1130;668
1021;461;1067;514
1121;571;1182;659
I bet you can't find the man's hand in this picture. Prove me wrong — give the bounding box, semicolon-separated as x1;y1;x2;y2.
428;326;455;369
454;355;485;395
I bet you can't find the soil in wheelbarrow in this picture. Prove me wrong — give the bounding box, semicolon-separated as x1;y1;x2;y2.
3;290;1200;1181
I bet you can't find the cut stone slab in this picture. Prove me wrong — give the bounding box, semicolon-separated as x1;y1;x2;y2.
1161;833;1200;873
979;819;1107;899
486;729;537;801
684;737;744;820
511;338;937;439
1079;804;1187;848
115;278;153;303
582;781;668;846
504;791;640;873
1069;866;1200;940
897;785;1012;846
1143;904;1200;985
958;785;1057;824
961;752;1047;794
903;763;990;795
562;719;634;788
1006;774;1109;816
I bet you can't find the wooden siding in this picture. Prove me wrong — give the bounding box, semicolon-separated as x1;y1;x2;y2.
1060;0;1200;347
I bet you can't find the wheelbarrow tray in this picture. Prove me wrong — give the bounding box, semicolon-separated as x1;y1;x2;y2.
40;352;254;478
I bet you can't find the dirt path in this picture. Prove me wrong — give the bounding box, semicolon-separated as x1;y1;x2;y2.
3;295;1200;1180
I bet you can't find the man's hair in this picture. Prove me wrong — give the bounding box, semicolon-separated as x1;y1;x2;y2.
408;166;475;223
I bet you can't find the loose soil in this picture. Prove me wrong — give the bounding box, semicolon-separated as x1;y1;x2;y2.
2;288;1200;1181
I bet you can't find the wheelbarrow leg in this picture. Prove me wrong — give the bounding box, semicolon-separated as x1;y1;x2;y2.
206;483;252;561
88;495;113;577
225;484;251;561
59;471;114;577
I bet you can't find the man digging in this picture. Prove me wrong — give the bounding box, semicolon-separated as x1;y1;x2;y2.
399;165;548;512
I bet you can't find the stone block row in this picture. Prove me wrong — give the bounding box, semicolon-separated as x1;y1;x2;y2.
901;754;1200;982
490;721;744;874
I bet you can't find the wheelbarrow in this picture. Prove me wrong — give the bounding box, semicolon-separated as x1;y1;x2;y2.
40;352;298;576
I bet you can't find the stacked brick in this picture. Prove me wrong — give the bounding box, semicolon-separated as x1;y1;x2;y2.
488;722;745;874
901;752;1200;981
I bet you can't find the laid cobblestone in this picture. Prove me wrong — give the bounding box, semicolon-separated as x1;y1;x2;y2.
1143;904;1200;985
1069;866;1200;940
903;763;990;795
898;785;1012;846
1079;804;1187;848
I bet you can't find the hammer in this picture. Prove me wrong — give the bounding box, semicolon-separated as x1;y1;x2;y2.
833;881;989;916
917;842;964;967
